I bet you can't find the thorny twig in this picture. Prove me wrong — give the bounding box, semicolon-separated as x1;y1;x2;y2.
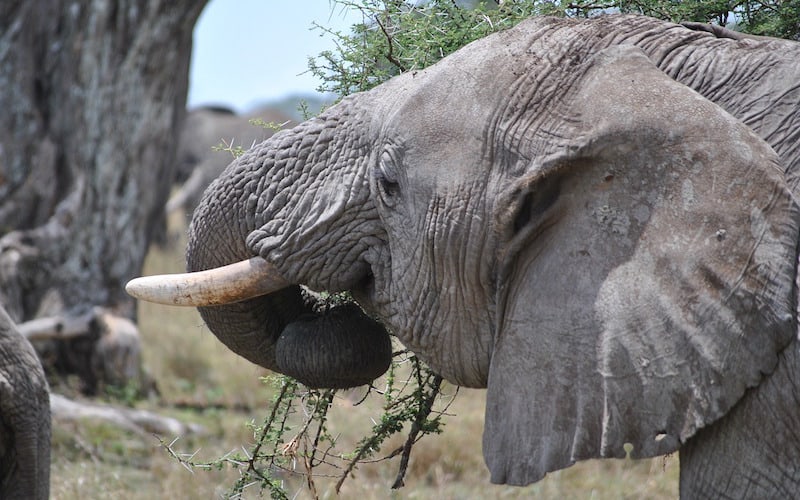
391;374;444;489
374;13;407;72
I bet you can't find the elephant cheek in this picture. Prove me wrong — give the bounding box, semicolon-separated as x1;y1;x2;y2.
274;304;393;389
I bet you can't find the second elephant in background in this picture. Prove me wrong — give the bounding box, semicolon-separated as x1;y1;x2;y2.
168;105;294;216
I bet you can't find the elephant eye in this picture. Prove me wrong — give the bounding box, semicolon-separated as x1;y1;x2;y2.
376;151;401;206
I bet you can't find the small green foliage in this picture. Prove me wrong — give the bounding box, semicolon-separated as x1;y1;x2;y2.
565;0;799;39
342;354;449;490
212;118;289;161
308;0;553;97
103;379;143;407
211;139;248;159
316;290;354;308
623;442;635;460
296;100;315;120
54;419;151;466
164;361;452;497
249;117;291;132
162;377;304;499
732;0;800;39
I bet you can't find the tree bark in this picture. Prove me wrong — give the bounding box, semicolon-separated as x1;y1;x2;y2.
0;0;207;388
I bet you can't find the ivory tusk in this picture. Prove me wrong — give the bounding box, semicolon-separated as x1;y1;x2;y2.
125;257;290;306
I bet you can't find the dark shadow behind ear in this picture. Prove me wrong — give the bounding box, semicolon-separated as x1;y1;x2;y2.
484;45;799;486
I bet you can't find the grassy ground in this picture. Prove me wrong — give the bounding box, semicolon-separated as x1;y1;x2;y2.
49;217;679;499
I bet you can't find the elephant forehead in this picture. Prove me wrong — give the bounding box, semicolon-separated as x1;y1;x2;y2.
376;27;526;132
385;72;499;137
376;75;511;188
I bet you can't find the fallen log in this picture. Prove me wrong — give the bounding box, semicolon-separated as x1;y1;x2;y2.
17;311;95;341
50;394;204;437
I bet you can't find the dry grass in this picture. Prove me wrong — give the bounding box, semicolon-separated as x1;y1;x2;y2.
49;216;679;499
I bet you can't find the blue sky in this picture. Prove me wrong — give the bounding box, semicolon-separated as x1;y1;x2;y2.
188;1;362;112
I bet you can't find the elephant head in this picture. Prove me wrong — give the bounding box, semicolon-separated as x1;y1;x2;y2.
129;16;800;493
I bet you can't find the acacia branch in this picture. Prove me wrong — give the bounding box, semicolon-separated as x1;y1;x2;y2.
391;374;443;489
375;14;407;72
246;378;296;480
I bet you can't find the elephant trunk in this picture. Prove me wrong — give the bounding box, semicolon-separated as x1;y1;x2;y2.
186;236;311;374
184;106;392;388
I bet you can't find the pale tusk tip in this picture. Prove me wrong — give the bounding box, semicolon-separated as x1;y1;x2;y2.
124;277;145;298
124;276;182;305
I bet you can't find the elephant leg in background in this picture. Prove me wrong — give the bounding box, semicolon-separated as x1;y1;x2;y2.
0;306;50;500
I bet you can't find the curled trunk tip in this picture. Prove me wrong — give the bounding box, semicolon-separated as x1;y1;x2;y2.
275;303;393;389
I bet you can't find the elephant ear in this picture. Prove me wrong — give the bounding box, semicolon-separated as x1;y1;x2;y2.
484;45;799;485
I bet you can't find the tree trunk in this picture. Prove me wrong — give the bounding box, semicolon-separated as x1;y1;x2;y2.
0;0;207;390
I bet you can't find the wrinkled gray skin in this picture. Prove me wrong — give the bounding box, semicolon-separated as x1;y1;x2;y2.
0;306;50;499
168;105;293;215
186;15;800;498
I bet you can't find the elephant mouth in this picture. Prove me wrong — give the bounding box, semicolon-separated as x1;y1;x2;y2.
126;256;393;389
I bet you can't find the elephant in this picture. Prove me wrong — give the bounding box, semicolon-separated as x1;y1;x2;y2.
127;14;800;498
167;105;294;215
0;305;50;499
